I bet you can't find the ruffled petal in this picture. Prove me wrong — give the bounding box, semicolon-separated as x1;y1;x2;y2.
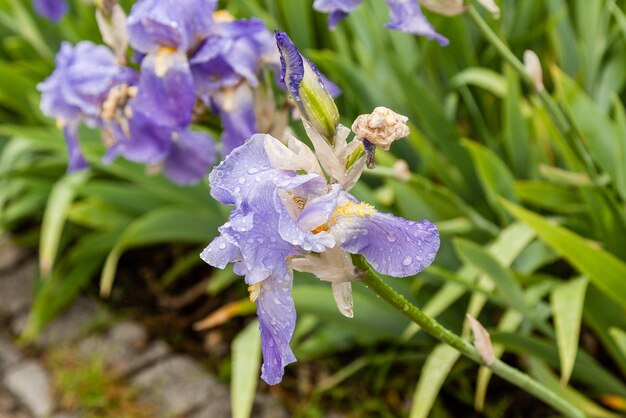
163;130;217;185
384;0;449;45
256;274;297;385
33;0;68;22
209;134;290;206
200;234;240;269
333;198;440;277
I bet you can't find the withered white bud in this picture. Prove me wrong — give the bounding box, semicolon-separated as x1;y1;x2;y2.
523;50;544;92
392;159;411;182
96;3;128;62
351;106;410;151
420;0;465;16
466;314;495;366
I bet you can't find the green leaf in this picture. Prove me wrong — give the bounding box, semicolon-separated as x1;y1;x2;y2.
503;66;531;178
231;320;261;418
454;239;528;315
609;328;626;359
409;344;460;418
463;139;516;223
551;277;588;384
39;170;91;277
451;67;507;98
501;199;626;310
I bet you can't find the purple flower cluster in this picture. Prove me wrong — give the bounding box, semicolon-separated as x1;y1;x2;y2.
313;0;449;45
38;0;280;185
201;32;440;385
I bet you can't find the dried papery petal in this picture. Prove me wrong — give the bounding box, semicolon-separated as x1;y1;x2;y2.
466;314;495;366
524;50;544;92
351;106;410;151
96;3;129;62
420;0;465;16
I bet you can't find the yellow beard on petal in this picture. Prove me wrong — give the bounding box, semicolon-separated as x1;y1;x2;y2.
311;201;375;234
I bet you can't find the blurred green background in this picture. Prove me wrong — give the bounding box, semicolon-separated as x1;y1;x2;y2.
1;0;626;417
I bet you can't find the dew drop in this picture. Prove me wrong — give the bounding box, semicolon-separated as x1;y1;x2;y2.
247;168;258;174
402;256;413;266
387;233;397;243
403;305;409;312
270;236;277;242
218;242;227;250
238;176;246;184
234;186;241;194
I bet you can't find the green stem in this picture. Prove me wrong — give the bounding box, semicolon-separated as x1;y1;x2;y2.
466;4;601;183
352;255;585;418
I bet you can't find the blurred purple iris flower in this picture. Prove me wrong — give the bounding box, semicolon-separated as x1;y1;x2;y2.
190;15;276;155
201;31;439;385
33;0;68;22
313;0;449;45
37;41;133;171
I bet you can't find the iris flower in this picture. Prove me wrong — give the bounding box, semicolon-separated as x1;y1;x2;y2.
201;31;439;384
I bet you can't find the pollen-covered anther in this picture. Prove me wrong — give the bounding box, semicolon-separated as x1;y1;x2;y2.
351;106;410;151
248;283;261;302
101;83;134;120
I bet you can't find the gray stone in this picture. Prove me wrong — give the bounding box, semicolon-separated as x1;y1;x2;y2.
131;356;228;417
0;236;26;273
3;361;53;417
77;332;169;378
13;298;104;347
0;335;21;371
0;261;35;316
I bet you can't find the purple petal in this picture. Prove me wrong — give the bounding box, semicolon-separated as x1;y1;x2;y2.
384;0;449;45
38;41;128;121
274;175;336;252
163;129;217;185
62;123;88;172
296;184;341;231
103;110;173;164
209;134;287;206
200;235;240;269
132;50;195;130
333;197;440;277
220;186;301;284
313;0;363;29
256;274;297;385
33;0;68;22
126;0;216;53
274;30;304;102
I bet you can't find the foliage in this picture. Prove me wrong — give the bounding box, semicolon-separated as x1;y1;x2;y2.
1;0;626;417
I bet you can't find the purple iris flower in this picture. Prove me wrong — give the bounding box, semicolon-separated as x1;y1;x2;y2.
126;0;217;131
37;41;133;171
201;29;438;386
33;0;68;22
313;0;448;45
190;16;276;155
201;133;439;385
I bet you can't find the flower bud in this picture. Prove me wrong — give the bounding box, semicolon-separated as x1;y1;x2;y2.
523;50;544;92
275;30;339;141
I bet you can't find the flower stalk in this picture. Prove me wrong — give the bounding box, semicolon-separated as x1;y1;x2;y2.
352;254;585;418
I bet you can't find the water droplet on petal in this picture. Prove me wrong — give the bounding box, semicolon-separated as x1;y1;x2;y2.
402;256;413;266
238;176;246;184
218;242;227;250
247;168;258;174
387;233;397;242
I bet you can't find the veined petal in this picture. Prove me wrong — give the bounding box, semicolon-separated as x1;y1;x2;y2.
163;129;217;185
256;273;297;385
132;50;195;129
220;184;301;284
313;0;362;29
384;0;449;46
296;184;341;231
332;197;440;277
200;234;240;269
209;134;290;206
